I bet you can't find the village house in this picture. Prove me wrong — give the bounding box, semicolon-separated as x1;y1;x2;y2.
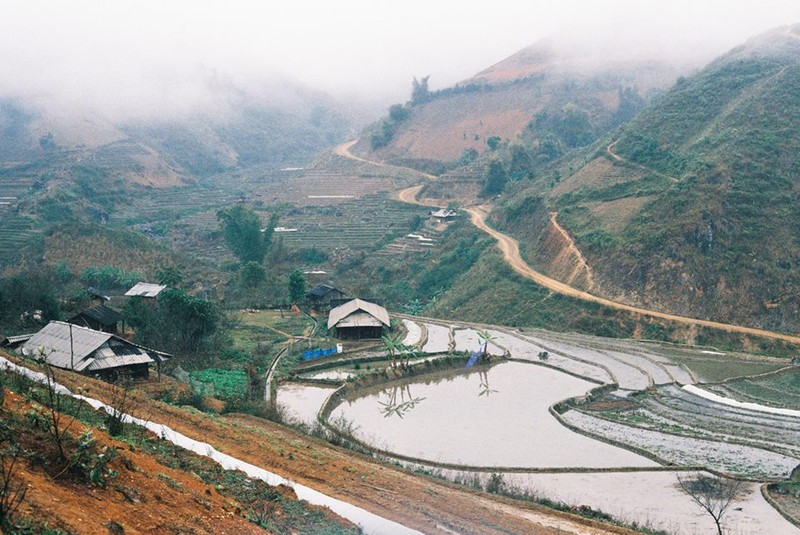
306;284;347;310
327;299;391;340
68;304;123;334
430;208;458;222
20;321;170;380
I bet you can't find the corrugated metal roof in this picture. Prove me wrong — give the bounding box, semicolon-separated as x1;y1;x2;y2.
328;299;390;330
85;354;153;371
69;304;122;326
20;321;156;372
1;333;34;348
430;209;457;218
125;282;166;297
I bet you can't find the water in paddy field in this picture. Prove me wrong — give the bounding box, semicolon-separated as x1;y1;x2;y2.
329;361;657;468
277;383;338;427
501;471;799;535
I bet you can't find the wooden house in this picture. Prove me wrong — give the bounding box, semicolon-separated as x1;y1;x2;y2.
68;304;123;334
306;284;347;310
328;299;390;340
20;321;170;380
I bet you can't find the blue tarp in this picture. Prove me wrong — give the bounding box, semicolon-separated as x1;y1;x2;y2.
465;350;481;368
303;346;340;361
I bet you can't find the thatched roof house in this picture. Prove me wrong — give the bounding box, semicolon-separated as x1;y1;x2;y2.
327;299;390;339
20;321;170;379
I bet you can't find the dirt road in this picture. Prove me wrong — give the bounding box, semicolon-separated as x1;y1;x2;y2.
339;140;800;346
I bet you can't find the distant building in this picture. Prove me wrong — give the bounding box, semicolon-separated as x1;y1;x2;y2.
328;299;390;340
20;321;170;380
68;304;123;334
430;208;458;222
86;287;111;305
125;282;166;298
306;284;347;310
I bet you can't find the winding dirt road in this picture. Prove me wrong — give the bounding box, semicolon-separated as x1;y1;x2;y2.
337;141;800;346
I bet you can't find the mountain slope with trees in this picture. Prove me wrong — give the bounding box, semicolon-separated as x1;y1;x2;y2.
350;40;687;176
494;24;800;333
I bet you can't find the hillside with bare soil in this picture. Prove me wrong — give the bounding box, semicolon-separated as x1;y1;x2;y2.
0;352;641;535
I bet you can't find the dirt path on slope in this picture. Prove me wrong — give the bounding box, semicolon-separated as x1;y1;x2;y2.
334;140;382;165
337;140;800;346
549;211;595;289
465;205;800;345
606;140;678;183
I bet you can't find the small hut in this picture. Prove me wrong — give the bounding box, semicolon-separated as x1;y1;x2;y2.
20;321;170;380
430;208;458;222
306;284;347;310
327;299;390;340
68;304;123;334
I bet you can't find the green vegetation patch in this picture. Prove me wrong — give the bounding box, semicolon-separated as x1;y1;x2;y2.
723;368;800;409
189;369;248;399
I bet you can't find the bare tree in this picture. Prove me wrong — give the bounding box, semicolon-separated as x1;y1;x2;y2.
677;473;743;535
0;439;27;526
36;351;82;462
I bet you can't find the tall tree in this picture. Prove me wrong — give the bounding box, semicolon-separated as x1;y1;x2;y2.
123;288;222;357
411;76;431;106
217;204;272;264
288;270;306;304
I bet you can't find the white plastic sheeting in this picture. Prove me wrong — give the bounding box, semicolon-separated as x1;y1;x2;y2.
0;356;422;535
683;384;800;418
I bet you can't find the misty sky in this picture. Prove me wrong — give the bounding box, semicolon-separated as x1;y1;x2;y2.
2;0;800;119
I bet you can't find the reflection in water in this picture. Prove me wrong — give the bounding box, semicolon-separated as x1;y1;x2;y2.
331;362;657;468
378;385;426;419
478;370;498;397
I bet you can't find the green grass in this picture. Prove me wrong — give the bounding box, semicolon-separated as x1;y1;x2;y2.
189;369;248;399
723;368;800;409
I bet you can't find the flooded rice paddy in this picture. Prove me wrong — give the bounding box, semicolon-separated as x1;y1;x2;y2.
277;383;337;426
329;361;656;468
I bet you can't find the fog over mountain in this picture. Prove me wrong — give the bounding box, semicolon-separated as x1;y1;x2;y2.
1;1;799;120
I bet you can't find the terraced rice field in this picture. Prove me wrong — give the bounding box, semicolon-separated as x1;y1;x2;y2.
279;317;800;532
712;368;800;410
0;214;40;260
102;159;428;264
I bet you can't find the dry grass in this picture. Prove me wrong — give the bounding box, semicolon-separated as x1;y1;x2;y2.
551;158;643;197
586;196;655;234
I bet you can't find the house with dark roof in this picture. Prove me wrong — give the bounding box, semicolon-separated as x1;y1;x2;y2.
306;284;347;310
86;287;111;305
327;299;390;339
68;304;123;334
20;321;170;380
